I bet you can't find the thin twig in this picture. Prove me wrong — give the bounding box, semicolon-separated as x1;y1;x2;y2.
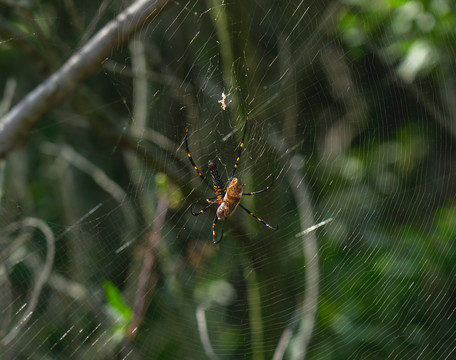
0;0;172;158
127;196;168;340
1;218;56;346
272;297;308;360
79;0;114;46
59;144;127;205
43;143;137;235
287;167;320;360
196;302;220;360
245;264;265;360
269;137;320;360
272;327;293;360
0;78;17;118
130;37;149;137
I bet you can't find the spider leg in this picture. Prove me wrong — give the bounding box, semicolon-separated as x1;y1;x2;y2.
212;216;224;244
185;128;214;191
206;196;219;203
190;202;215;216
238;203;278;230
243;174;275;196
231;115;249;179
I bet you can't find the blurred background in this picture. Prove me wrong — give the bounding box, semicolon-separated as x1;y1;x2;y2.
0;0;455;359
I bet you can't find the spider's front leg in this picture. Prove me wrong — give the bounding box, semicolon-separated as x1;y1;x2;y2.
184;127;214;191
231;115;249;179
243;174;275;196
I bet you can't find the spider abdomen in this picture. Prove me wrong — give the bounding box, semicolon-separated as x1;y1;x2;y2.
216;178;244;220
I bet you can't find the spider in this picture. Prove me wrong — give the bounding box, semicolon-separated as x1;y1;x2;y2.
184;115;278;244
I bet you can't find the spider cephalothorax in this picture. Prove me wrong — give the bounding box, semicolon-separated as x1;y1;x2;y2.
185;115;278;244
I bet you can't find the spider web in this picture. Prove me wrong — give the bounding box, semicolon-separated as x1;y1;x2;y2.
1;0;455;359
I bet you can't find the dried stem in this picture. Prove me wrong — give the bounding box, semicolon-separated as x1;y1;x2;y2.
287;169;319;360
269;142;320;360
127;196;168;340
1;218;56;346
196;302;219;360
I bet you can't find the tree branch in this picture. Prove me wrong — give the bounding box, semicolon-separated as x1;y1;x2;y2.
0;0;172;158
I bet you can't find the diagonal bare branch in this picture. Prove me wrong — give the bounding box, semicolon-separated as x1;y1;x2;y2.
0;0;172;158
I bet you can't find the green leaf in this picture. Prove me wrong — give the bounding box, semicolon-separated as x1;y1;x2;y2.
103;280;133;321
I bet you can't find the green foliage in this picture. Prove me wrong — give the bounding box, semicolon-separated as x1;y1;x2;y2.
103;281;133;344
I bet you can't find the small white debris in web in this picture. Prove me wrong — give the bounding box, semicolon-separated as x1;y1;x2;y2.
218;92;231;110
295;218;333;237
